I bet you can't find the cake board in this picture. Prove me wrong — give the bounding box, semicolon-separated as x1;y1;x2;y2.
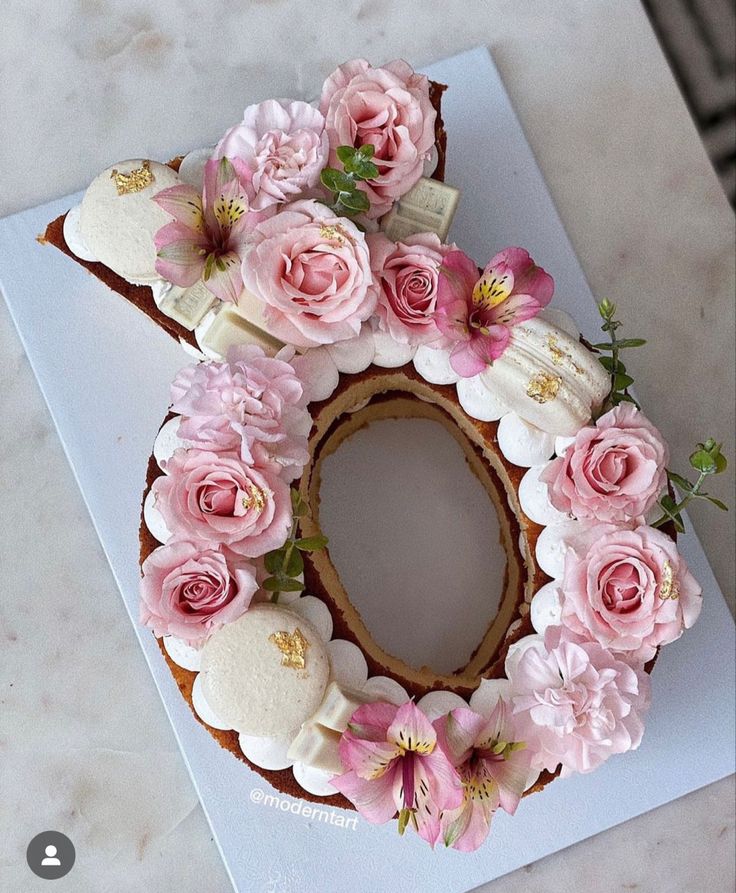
1;47;734;893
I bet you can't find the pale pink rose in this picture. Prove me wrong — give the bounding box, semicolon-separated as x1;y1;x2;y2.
367;232;453;346
214;99;328;211
140;538;258;643
170;346;312;481
242;199;378;347
507;627;651;776
541;404;668;523
153;449;291;558
560;524;702;663
319;59;436;218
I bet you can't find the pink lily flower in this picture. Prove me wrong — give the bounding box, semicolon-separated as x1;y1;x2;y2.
331;700;463;847
434;701;532;852
154;157;262;304
435;247;554;377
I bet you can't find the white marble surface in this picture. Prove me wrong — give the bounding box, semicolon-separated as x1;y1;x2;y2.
0;1;733;891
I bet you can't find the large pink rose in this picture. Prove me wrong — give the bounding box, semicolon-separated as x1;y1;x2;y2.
153;449;291;557
242;199;377;347
507;626;651;776
170;346;312;481
140;538;258;643
319;59;436;218
367;232;452;346
560;524;702;663
541;404;669;523
214;99;328;211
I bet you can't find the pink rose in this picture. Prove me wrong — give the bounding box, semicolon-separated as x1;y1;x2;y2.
319;59;436;218
366;232;452;345
170;346;312;481
507;626;651;776
140;538;258;643
541;405;669;523
153;449;291;557
560;524;702;663
214;99;328;211
242;199;377;347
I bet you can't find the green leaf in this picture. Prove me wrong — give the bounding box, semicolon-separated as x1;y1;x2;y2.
658;495;686;533
285;548;304;577
701;494;728;511
667;471;694;493
295;534;329;552
615;392;641;408
598;298;616;320
357;143;375;159
264;549;285;574
689;449;717;474
598;355;615;371
714;453;728;474
614;372;635;390
339;187;370;212
320;167;355;194
615;338;647;348
336;145;357;165
291;488;308;517
591;342;616;352
352;159;379;181
262;575;304;593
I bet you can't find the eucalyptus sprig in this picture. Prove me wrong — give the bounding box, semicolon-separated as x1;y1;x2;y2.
651;439;729;532
262;489;328;602
592;298;647;410
320;144;379;218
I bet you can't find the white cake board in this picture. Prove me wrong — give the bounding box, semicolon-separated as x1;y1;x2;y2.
1;47;733;893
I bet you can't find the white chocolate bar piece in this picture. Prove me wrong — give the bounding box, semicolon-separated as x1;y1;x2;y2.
381;178;460;243
287;722;343;775
312;681;372;733
199;302;285;358
158;281;217;330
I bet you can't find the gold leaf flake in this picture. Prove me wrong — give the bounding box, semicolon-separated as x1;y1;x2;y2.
269;627;310;670
527;372;562;404
110;160;155;195
659;561;680;600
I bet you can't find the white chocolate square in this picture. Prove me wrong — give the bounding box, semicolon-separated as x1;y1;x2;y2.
312;681;371;733
158;281;217;330
287;722;343;774
199;303;284;358
382;178;460;243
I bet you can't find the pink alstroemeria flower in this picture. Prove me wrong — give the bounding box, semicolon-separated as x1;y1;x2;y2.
434;702;532;852
331;700;463;847
435;247;554;377
154;157;261;303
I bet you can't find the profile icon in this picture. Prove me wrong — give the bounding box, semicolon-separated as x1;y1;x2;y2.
26;831;75;879
41;844;61;867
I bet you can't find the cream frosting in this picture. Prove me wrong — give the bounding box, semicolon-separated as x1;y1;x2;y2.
143;489;172;543
371;329;417;368
325;325;376;373
62;204;97;262
291;347;340;403
456;373;509;421
518;464;571;526
535;518;586;578
530;580;564;634
412;345;460;385
496;413;556;467
163;634;202;672
177;147;215;188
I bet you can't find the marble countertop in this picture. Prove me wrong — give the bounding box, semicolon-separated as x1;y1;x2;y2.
1;1;733;891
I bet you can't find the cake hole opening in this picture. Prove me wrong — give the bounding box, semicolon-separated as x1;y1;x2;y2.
317;415;507;675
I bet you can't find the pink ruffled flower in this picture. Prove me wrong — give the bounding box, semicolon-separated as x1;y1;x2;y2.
140;538;257;643
170;346;311;481
435;248;554;376
560;523;702;664
242;199;378;347
507;627;651;776
152;449;291;558
154;157;265;303
367;231;453;346
541;405;669;523
214;99;328;211
331;700;463;847
434;701;532;852
319;59;436;218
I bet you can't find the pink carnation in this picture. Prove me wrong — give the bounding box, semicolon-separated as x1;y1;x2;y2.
140;538;258;643
152;449;291;558
507;627;651;776
242;199;377;347
319;59;436;218
214;99;328;211
170;346;311;481
367;232;452;346
541;404;669;523
560;524;702;663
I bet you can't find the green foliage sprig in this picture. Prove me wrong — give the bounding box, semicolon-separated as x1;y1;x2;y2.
320;144;379;218
651;439;729;532
262;489;328;602
593;298;647;410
